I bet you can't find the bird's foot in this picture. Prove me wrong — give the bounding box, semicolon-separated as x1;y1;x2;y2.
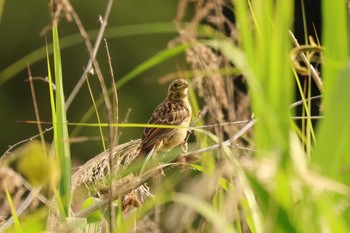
177;154;187;172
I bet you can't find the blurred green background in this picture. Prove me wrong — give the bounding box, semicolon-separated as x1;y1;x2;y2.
0;0;186;162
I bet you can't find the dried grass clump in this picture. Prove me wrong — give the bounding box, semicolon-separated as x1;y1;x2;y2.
71;139;154;214
47;139;156;230
173;0;251;141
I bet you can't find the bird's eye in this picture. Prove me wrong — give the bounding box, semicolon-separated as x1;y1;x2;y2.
172;83;178;88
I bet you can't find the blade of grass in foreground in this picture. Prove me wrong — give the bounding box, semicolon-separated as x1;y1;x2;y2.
312;5;350;230
314;63;350;183
50;24;72;217
314;0;349;181
221;0;295;231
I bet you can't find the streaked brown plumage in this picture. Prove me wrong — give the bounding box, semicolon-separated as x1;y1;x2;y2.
138;78;192;158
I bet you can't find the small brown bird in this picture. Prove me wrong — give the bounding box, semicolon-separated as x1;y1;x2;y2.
138;78;192;158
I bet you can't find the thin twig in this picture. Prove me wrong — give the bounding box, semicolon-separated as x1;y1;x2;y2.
192;106;208;126
24;76;56;90
104;37;118;230
183;119;256;158
27;66;48;158
1;127;53;162
183;106;208;145
65;0;115;109
115;108;132;139
290;95;322;108
104;38;119;139
292;116;323;120
68;7;114;120
123;108;132;123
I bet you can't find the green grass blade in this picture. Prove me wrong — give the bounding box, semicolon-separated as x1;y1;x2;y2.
4;184;23;233
321;0;349;102
116;43;189;88
234;0;254;63
46;44;56;133
52;25;72;217
314;0;349;182
314;63;350;183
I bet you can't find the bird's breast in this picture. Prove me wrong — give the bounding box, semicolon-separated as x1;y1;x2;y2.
162;108;191;152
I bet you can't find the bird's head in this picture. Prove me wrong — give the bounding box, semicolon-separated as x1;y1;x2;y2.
167;78;189;100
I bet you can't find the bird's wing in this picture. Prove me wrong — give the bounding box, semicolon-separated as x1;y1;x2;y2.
140;100;189;153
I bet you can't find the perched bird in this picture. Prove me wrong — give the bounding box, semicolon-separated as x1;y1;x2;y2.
138;78;192;159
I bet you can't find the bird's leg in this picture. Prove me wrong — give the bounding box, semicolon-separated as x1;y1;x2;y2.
176;154;186;172
155;155;166;177
175;140;189;172
181;139;188;154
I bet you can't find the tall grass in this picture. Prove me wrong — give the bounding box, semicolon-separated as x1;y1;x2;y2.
315;0;350;180
232;0;295;231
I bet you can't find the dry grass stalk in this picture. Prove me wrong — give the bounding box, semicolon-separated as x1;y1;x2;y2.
172;0;251;142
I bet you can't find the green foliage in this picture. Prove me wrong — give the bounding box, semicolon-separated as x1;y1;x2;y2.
315;0;350;182
48;24;72;217
314;63;350;182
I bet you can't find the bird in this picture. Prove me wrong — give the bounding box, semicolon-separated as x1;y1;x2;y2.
138;78;192;160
